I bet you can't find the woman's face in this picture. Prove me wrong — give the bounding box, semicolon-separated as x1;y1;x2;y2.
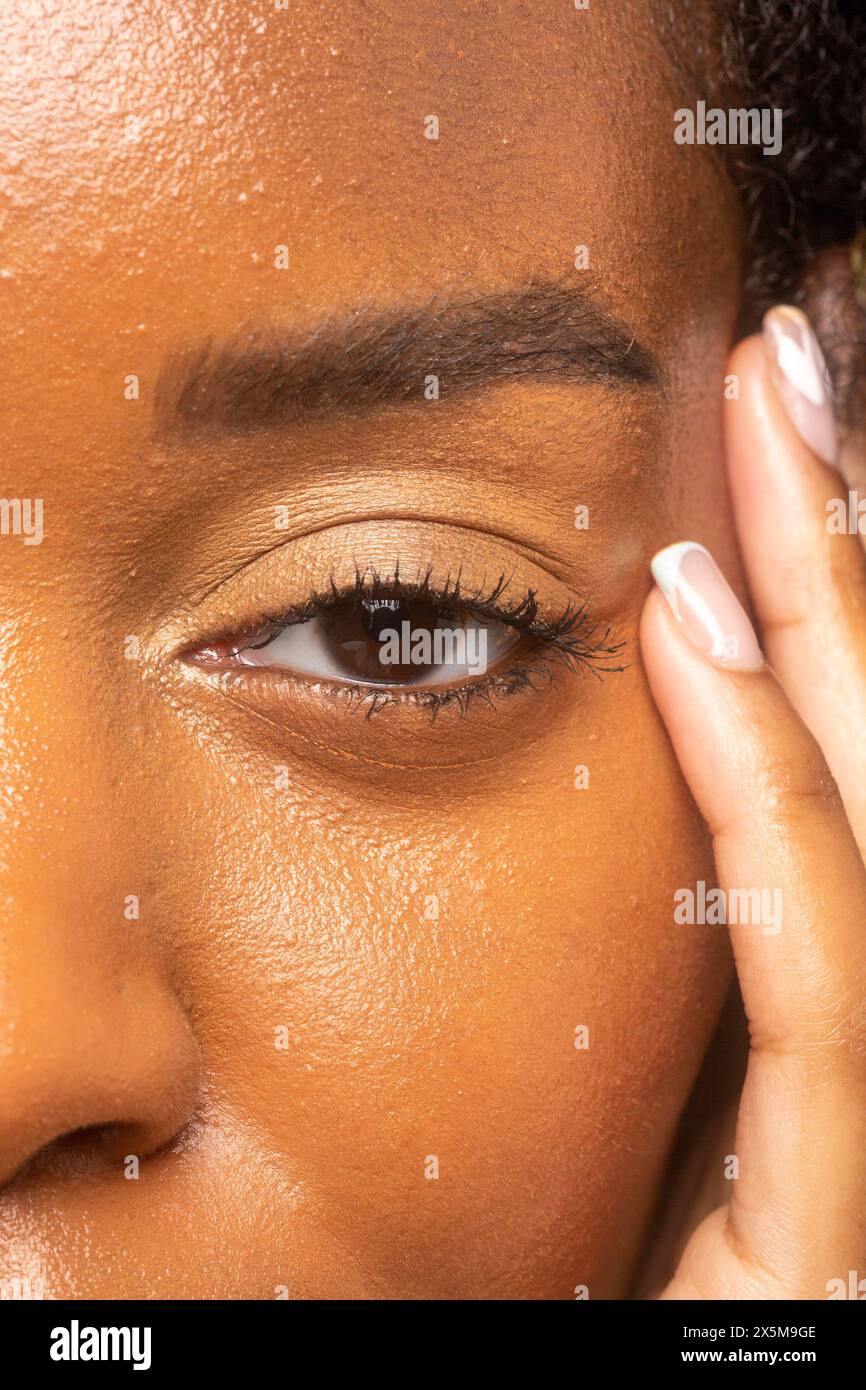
1;1;745;1297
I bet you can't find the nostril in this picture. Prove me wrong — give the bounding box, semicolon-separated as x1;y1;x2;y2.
0;979;202;1190
11;1122;138;1184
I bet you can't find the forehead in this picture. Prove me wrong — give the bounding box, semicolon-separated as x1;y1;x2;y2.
1;0;740;505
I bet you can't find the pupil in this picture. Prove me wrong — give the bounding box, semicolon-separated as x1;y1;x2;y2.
360;598;406;641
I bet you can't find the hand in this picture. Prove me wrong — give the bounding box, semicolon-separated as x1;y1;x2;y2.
640;307;866;1300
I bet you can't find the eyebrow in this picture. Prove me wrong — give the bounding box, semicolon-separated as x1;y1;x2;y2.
155;276;661;436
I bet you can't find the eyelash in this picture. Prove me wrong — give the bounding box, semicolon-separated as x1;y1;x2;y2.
193;564;627;721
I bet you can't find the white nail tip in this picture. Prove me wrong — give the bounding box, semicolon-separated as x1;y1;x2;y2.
650;541;710;619
763;306;839;468
771;311;827;406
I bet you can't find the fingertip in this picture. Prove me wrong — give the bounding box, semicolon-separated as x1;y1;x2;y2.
643;541;764;673
725;311;840;475
762;305;839;468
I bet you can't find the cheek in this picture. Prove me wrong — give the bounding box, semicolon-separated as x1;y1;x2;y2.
161;669;728;1298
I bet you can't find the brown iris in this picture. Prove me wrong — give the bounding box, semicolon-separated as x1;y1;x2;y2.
317;597;461;684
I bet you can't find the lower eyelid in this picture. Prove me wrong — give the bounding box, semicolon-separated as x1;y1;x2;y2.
193;632;619;731
167;632;629;784
248;649;568;718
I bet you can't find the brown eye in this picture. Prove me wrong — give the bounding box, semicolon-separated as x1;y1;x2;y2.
230;594;522;688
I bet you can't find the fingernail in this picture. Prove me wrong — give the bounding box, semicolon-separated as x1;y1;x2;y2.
762;305;839;467
651;542;764;670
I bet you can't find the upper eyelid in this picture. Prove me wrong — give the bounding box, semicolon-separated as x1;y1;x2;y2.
177;514;575;616
154;515;602;667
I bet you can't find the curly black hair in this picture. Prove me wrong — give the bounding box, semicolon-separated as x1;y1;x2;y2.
721;1;865;303
657;0;866;413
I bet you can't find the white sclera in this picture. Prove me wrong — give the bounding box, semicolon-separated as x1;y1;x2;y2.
236;612;518;687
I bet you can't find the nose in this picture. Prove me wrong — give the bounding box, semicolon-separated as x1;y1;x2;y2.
0;640;202;1188
0;945;201;1185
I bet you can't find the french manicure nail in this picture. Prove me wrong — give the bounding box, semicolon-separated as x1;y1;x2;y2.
762;305;839;467
651;542;764;670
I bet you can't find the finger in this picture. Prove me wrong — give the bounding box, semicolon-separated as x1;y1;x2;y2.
641;545;866;1295
725;311;866;851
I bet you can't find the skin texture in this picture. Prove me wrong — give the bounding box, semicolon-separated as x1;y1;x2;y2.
0;1;768;1299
